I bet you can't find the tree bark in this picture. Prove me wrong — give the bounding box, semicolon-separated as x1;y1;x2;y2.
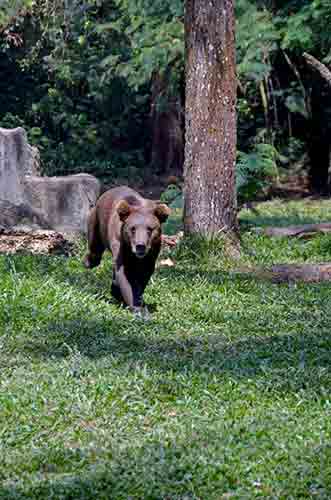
184;0;237;235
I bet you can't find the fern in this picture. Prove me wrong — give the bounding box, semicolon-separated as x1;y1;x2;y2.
236;0;280;82
237;143;279;201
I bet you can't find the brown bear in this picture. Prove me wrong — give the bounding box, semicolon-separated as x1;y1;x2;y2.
83;186;171;313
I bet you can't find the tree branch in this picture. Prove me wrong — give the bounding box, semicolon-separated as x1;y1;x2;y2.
303;52;331;87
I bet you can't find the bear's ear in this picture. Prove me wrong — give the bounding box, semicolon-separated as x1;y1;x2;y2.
154;203;171;223
117;200;131;222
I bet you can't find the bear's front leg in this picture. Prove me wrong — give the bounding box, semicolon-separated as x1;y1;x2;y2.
111;273;144;312
115;266;140;311
110;269;122;302
84;252;102;269
112;248;144;313
114;270;148;320
111;282;124;303
131;281;144;308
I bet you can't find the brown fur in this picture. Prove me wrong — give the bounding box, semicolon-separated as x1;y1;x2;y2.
83;186;170;311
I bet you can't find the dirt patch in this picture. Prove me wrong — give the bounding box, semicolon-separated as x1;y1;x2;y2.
0;229;73;256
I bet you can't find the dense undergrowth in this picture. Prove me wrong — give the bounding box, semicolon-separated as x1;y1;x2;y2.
1;199;331;499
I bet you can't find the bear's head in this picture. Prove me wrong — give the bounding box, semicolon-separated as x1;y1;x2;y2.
117;200;171;258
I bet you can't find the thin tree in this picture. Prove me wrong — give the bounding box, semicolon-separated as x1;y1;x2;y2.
184;0;237;235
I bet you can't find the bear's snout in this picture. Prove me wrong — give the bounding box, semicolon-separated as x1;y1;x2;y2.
135;243;147;258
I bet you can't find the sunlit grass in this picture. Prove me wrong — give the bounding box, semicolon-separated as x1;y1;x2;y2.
1;198;331;499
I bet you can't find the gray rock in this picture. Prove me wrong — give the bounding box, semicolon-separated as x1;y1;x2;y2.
24;174;100;234
0;127;27;204
0;127;100;235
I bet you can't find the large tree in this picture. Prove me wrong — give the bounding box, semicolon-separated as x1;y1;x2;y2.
183;0;237;235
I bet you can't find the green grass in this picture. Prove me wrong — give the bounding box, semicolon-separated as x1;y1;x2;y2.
1;198;331;499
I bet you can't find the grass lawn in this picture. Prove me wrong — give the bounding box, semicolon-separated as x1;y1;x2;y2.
1;198;331;499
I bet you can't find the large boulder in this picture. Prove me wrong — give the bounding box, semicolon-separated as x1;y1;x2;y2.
0;127;100;235
0;199;50;230
24;174;100;234
0;127;27;204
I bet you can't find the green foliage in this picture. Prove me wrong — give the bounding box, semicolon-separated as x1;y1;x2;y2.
99;0;184;91
236;0;280;82
281;0;331;57
285;137;306;164
0;0;182;178
160;183;181;204
1;199;331;497
235;0;331;196
0;0;32;25
281;5;314;53
1;0;331;196
237;143;280;201
284;88;309;119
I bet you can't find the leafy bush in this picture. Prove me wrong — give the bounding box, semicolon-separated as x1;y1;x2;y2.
0;0;182;178
236;143;280;202
236;0;280;83
160;184;182;205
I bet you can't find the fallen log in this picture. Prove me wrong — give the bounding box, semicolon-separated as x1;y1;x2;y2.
269;264;331;283
255;223;331;238
235;263;331;283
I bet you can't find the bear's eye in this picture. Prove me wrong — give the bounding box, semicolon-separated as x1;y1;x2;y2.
131;226;136;234
147;227;153;234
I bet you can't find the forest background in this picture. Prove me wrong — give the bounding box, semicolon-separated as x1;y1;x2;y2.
1;0;331;202
2;4;331;498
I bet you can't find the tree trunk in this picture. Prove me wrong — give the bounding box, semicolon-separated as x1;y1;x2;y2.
150;72;184;176
184;0;237;235
308;131;330;194
308;82;330;195
301;55;331;194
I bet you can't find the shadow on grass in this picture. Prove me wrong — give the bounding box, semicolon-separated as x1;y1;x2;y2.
0;434;235;499
19;305;331;399
2;257;331;497
1;426;330;499
4;254;331;392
